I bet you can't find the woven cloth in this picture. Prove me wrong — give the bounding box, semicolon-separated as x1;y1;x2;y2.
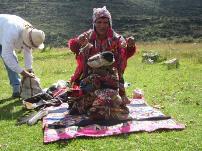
43;98;185;143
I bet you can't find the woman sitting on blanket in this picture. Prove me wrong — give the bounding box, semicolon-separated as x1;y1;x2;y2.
68;6;137;104
68;51;129;120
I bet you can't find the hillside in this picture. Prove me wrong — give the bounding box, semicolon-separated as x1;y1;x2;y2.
0;0;202;46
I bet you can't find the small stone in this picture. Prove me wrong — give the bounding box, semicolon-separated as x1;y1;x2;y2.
164;58;179;69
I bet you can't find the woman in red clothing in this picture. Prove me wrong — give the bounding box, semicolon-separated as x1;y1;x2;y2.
68;6;137;103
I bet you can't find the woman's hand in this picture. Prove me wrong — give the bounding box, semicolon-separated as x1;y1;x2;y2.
77;34;88;47
127;36;135;47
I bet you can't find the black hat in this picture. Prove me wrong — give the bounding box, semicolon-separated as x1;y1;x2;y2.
101;51;114;63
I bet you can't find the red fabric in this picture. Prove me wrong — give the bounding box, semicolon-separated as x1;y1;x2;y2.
52;87;67;97
68;28;137;83
70;55;84;83
67;39;81;55
121;45;137;73
66;85;83;97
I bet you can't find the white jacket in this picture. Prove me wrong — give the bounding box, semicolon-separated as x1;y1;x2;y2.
0;14;33;73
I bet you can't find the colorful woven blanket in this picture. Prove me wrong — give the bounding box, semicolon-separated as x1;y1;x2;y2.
43;98;185;143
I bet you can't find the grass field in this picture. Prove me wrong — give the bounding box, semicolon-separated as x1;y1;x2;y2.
0;42;201;151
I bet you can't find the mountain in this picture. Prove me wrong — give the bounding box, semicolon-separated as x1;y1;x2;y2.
1;0;202;46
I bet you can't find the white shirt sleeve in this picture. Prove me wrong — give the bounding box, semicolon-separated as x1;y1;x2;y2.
23;46;33;70
1;39;23;74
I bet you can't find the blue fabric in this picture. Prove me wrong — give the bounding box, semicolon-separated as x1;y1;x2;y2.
0;45;20;93
80;81;94;93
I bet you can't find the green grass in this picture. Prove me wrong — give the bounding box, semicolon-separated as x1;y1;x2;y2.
0;42;202;151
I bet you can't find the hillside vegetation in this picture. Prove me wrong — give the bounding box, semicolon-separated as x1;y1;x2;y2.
0;0;202;46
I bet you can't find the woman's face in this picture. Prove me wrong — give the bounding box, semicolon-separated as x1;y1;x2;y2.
95;17;110;37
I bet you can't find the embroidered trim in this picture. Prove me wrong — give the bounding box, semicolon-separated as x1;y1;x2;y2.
29;29;38;48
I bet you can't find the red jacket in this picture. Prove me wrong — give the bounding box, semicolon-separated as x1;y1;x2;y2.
68;28;137;84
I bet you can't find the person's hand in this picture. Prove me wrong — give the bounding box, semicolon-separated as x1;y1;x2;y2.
127;36;135;47
77;34;88;47
121;41;127;48
20;70;35;78
27;69;34;73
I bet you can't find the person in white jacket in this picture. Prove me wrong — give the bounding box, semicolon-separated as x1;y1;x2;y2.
0;14;45;98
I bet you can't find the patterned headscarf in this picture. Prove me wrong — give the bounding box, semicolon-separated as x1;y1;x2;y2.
92;6;112;27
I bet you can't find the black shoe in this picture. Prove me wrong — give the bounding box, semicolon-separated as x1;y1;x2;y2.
12;92;20;98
